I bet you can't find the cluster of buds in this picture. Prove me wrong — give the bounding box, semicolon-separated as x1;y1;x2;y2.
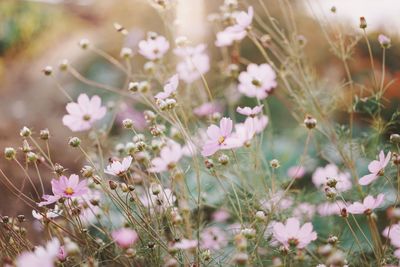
128;81;150;93
156;98;177;111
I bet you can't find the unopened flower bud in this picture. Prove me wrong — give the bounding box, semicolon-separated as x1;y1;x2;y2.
27;152;38;162
128;82;139;93
211;112;221;121
218;154;229;165
233;252;249;265
260;34;272;47
39;129;50;140
109;180;118;190
175;36;189;47
68;137;81;147
241;228;256;239
327;235;338;245
393;153;400;165
144;110;156;123
340;208;348;218
234;233;247;251
4;147;16;160
17;215;25;223
165;98;177;109
42;66;53;76
204;159;214;169
122;119;134;129
202;249;211;261
20;126;31;137
125;248;136;258
81;165;94;178
22;140;32;153
120;47;133;59
113;22;128;35
157;99;168;110
144;61;155;74
120;183;129;192
139;81;150;93
2;216;9;223
255;210;266;221
359;17;367;29
325;187;337;199
270;159;280;169
390;133;400;144
226;64;239;78
304;115;317;129
54;163;65;175
330;6;336;13
151;183;162;195
79;38;90;49
59;59;69;71
326;177;337;188
278;245;288;255
378;34;391;49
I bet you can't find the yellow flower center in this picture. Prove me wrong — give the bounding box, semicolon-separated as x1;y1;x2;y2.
82;114;91;121
64;187;74;195
218;136;225;145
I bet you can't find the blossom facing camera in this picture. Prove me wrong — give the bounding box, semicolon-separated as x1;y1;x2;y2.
105;156;133;176
359;150;391;185
16;238;60;267
38;174;88;206
347;194;385;215
138;33;170;60
112;228;139;249
148;141;183;172
272;217;317;249
62;94;107;132
238;63;277;100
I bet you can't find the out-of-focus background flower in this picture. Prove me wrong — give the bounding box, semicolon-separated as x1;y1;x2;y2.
0;0;399;218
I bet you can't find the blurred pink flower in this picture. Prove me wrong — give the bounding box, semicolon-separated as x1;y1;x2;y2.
231;118;256;147
57;246;67;262
138;33;169;60
236;105;263;117
317;201;347;217
359;150;391;186
105;156;132;176
155;74;179;100
200;226;228;251
201;117;239;157
112;228;138;249
312;164;352;192
287;165;306;179
141;188;176;212
193;102;223;117
174;239;198;250
175;44;209;83
260;190;293;212
148;141;183;172
247;115;268;133
272;217;317;249
238;63;277;100
16;238;60;267
212;209;230;222
347;194;385;214
383;222;400;248
116;103;146;131
38;174;88;206
62;94;106;132
293;203;316;220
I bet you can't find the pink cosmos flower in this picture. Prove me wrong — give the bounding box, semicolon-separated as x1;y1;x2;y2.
112;228;139;249
293;203;316;220
148;141;183;172
236;105;263;117
212;209;230;222
231;118;256;147
272;217;317;249
382;222;400;248
193;102;223;117
287;165;306;179
155;74;179;100
201;117;240;156
38;174;88;207
347;194;385;214
238;63;277;100
260;190;293;212
138;33;169;60
16;238;60;267
62;94;106;132
200;226;228;251
104;156;132;176
175;44;210;83
174;239;198;250
247;115;268;134
312;164;352;192
359;150;391;186
317;201;347;217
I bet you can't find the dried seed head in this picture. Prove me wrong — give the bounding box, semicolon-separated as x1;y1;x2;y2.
39;129;50;140
122;119;134;129
17;215;25;223
4;147;16;160
204;159;214;169
390;133;400;144
68;137;81;147
20;126;32;138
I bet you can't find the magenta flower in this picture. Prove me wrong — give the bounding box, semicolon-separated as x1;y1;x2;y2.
175;44;210;83
155;74;179;100
148;141;183;172
138;33;169;60
16;238;60;267
193;102;223;117
236;105;263;117
112;228;139;249
272;217;317;249
62;94;106;132
238;63;277;100
104;156;132;176
38;175;88;207
201;117;239;157
287;165;306;179
347;194;385;215
359;150;391;186
312;164;352;192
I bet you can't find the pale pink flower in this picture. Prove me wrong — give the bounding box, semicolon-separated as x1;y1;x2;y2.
212;209;230;222
272;217;317;249
236;105;263;117
112;228;139;249
247;115;268;133
293;203;316;220
233;6;254;29
38;175;88;206
347;194;385;214
201;117;239;157
312;164;352;192
260;190;293;212
16;238;60;267
104;156;132;176
382;222;400;248
155;74;179;100
175;44;209;83
174;239;198;250
231;118;256;147
359;150;391;186
238;63;277;100
287;165;306;179
138;33;169;60
317;201;347;217
116;103;146;131
148;141;183;172
62;94;106;132
200;226;228;251
193;102;223;117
